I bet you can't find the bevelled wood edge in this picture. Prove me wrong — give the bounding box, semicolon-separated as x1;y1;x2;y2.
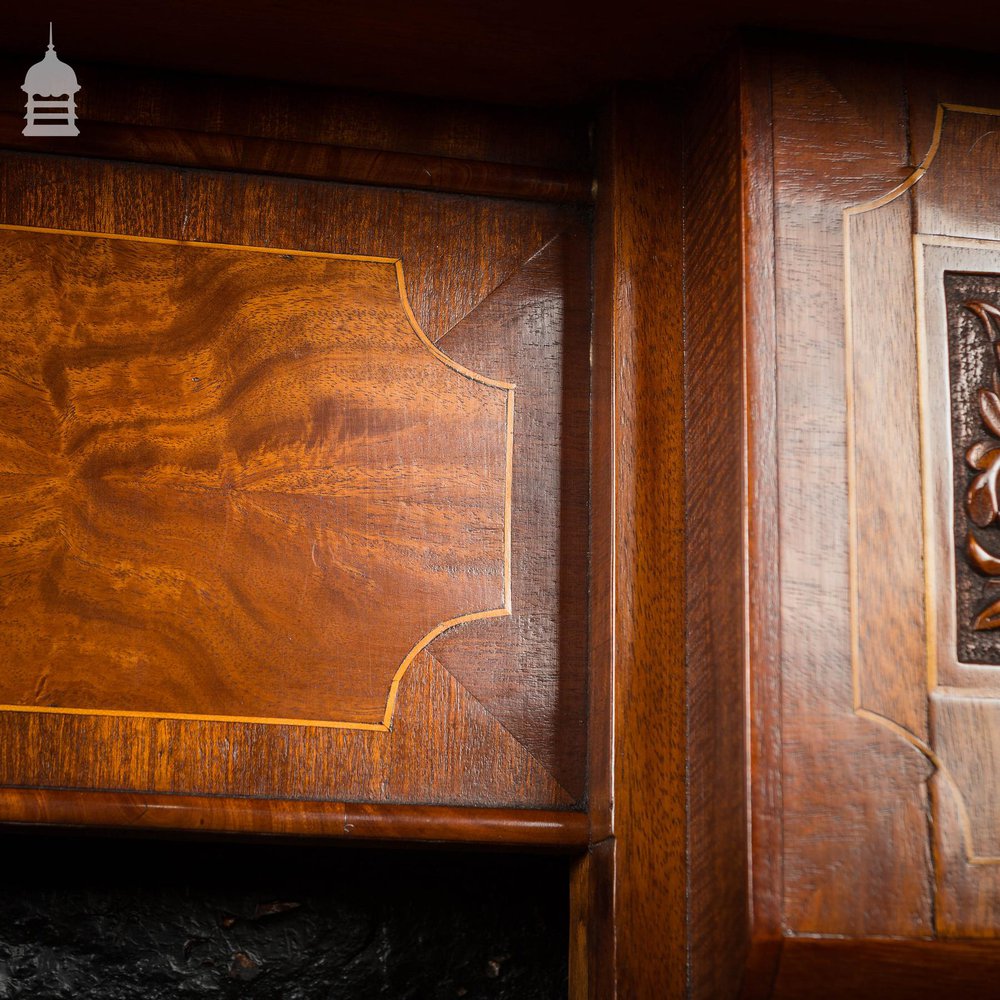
0;789;589;847
570;84;686;1000
739;42;784;945
0;111;595;205
685;47;753;1000
587;93;616;847
569;840;616;1000
0;56;593;172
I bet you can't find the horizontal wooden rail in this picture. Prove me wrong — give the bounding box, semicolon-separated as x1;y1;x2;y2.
0;787;591;847
0;112;595;204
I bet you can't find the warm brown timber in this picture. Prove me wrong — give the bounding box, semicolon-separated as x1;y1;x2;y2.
0;144;592;815
0;788;589;846
766;40;932;944
740;42;784;957
0;225;511;730
569;839;616;1000
769;938;1000;999
724;37;1000;996
684;52;753;1000
0;112;594;204
568;87;686;1000
0;58;594;204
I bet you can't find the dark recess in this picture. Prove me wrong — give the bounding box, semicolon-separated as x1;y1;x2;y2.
0;830;568;999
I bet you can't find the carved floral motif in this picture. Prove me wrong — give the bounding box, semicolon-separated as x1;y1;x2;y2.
964;300;1000;628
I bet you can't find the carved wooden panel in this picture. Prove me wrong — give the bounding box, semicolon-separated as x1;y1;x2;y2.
0;147;591;822
945;277;1000;647
846;105;1000;934
747;52;1000;991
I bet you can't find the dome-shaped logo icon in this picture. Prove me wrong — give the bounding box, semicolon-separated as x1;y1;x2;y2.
22;24;80;137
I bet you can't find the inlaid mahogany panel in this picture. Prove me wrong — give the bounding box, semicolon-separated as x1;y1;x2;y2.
0;225;511;730
0;143;591;815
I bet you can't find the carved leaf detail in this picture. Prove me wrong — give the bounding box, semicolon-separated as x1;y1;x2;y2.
967;300;1000;340
963;299;1000;631
968;533;1000;576
979;389;1000;439
966;441;1000;471
968;468;1000;526
974;598;1000;631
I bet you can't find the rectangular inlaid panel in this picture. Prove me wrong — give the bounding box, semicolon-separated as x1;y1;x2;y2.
918;236;1000;689
0;150;591;813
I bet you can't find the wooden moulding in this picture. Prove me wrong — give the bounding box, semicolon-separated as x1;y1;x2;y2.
0;60;594;204
0;788;590;847
0;112;594;204
569;85;686;999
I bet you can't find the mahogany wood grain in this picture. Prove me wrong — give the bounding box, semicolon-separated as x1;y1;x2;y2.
0;225;511;729
0;787;589;846
0;58;593;204
720;37;1000;996
767;43;935;939
0;112;594;205
427;223;592;799
684;54;752;999
0;57;592;175
769;938;1000;999
0;139;591;816
740;43;785;948
569;839;616;1000
569;87;686;1000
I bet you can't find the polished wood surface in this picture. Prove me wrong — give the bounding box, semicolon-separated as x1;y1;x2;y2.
740;42;785;958
684;54;754;1000
593;38;1000;999
568;88;686;1000
0;118;592;814
769;939;1000;999
0;59;593;204
704;38;1000;996
0;57;591;171
0;225;511;729
19;22;1000;996
0;787;589;846
759;44;929;945
569;839;616;1000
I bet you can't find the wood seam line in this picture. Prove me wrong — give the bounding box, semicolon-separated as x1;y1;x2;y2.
433;227;574;346
422;648;576;804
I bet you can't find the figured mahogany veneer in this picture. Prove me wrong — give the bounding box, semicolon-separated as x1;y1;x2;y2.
0;125;592;815
0;225;513;730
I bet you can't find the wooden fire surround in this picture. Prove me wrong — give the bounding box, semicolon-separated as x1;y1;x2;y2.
6;35;1000;999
